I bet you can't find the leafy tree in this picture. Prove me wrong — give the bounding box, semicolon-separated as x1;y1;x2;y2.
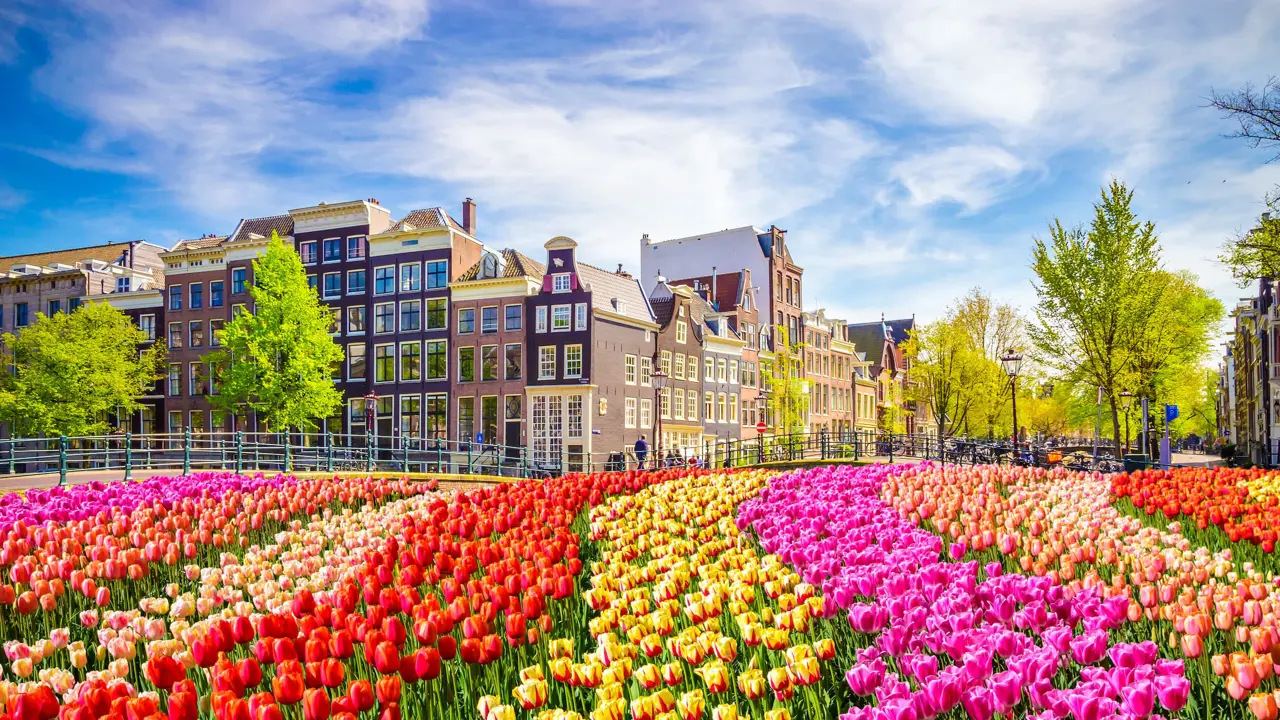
1124;270;1224;401
764;326;808;435
952;288;1024;438
209;232;344;432
1211;77;1280;282
1021;383;1072;438
904;316;984;438
1029;180;1165;450
0;302;164;436
1220;210;1280;284
877;375;907;434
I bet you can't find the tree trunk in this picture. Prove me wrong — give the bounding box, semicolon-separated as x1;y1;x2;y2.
1108;393;1122;459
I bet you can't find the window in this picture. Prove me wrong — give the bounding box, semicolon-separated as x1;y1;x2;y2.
676;321;688;344
640;356;652;386
169;285;183;311
624;355;637;385
347;236;366;260
116;277;131;293
551;305;570;331
400;300;422;332
14;303;26;327
481;345;498;381
505;304;522;331
189;283;203;310
342;270;365;296
505;395;522;421
575;303;587;331
674;388;685;420
348;344;366;380
189;321;204;348
189;362;206;396
458;346;476;383
674;354;685;380
323;273;341;298
426;261;448;289
375;266;395;295
168;364;181;396
426;298;447;330
47;299;60;316
705;357;714;381
705;392;714;422
640;399;652;429
539;346;556;380
299;241;317;264
323;238;341;262
730;394;739;426
505;344;522;380
552;274;571;293
346;306;366;334
718;393;727;424
625;398;637;428
536;306;548;333
232;268;246;294
660;351;672;376
568;395;583;439
718;358;727;382
660;388;670;419
481;306;499;334
210;281;224;307
400;395;422;438
565;344;582;378
69;298;80;312
458;397;475;442
481;396;499;443
426;341;447;380
400;342;421;381
139;314;156;341
168;322;183;348
374;303;395;334
400;263;421;293
687;393;697;422
374;344;395;382
307;275;317;291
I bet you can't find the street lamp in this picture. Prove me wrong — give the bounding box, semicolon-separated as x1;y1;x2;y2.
363;391;378;443
1000;351;1024;450
1120;391;1135;454
652;366;669;468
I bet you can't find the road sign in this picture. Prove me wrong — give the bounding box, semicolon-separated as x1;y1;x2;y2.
1165;405;1179;423
756;421;767;433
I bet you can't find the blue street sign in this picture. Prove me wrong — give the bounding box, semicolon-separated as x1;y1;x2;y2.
1165;405;1179;423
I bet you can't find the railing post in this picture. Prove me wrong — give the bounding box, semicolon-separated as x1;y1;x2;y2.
466;441;472;474
889;434;894;463
284;431;292;473
400;434;408;473
758;435;764;465
366;432;374;473
8;439;14;475
58;436;68;486
854;431;861;461
326;432;334;473
124;433;133;481
182;427;191;476
235;431;244;474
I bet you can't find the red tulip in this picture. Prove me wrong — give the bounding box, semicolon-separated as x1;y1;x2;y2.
192;636;220;669
481;634;503;663
318;658;344;689
437;636;457;660
94;587;111;607
347;681;374;713
145;655;186;691
413;648;442;681
302;690;330;720
168;692;197;720
237;658;263;689
232;616;256;645
378;704;400;720
328;630;353;659
372;642;400;675
459;638;482;664
272;674;304;706
374;676;401;706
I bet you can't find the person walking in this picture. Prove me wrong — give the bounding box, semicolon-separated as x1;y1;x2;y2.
635;435;649;470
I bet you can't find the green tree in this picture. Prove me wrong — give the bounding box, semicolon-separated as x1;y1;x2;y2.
209;232;343;432
1029;180;1166;450
1124;270;1224;401
952;288;1023;438
904;316;984;438
1211;77;1280;282
0;303;164;436
1220;210;1280;284
764;326;807;435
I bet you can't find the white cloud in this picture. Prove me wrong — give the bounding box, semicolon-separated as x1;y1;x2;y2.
0;183;27;212
891;145;1030;212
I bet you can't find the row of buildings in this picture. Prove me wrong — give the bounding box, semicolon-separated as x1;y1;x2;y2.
0;198;931;469
1219;226;1277;465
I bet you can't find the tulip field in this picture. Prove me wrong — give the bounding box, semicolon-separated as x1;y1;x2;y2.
4;463;1280;720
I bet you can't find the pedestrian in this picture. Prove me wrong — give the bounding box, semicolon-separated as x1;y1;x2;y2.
635;435;649;469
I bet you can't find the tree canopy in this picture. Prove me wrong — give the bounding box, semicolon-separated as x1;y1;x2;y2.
1212;76;1280;283
209;232;344;432
0;302;164;437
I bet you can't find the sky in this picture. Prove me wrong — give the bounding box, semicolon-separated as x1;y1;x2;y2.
1;0;1278;332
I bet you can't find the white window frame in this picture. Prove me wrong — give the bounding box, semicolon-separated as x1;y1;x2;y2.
575;303;588;331
299;240;317;265
624;398;637;428
639;399;652;429
374;265;395;295
552;273;571;293
347;269;367;295
323;272;341;299
687;393;697;422
374;302;395;334
674;353;685;380
565;344;583;379
676;320;688;344
399;262;422;293
730;394;739;426
624;355;637;385
373;343;396;384
347;343;367;381
551;304;571;332
704;392;714;422
705;357;714;381
718;358;727;382
640;356;652;387
729;360;739;385
425;340;448;381
674;388;685;420
539;346;556;380
536;306;548;333
718;393;727;424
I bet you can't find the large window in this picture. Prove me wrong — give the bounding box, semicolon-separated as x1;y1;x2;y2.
718;393;727;424
505;304;522;331
426;261;448;289
168;322;183;348
374;303;395;334
730;360;739;385
552;274;571;292
624;355;637;385
458;308;475;334
505;395;522;421
426;394;447;440
299;241;317;264
323;238;342;262
568;395;583;439
551;305;570;332
167;364;181;396
482;396;498;444
565;344;582;378
575;304;587;331
718;358;727;382
705;392;714;422
168;285;182;311
481;306;498;334
190;283;203;309
674;354;685;380
660;387;670;419
481;345;498;381
536;306;547;333
347;236;366;260
687;393;697;422
640;357;652;386
705;357;714;381
347;306;366;334
400;342;421;381
374;345;395;382
676;320;687;344
348;344;367;380
399;300;422;332
232;268;246;294
400;395;421;438
674;388;685;420
210;281;224;307
505;344;522;380
400;263;421;293
458;397;475;443
189;362;206;396
374;266;395;295
323;273;341;298
427;298;447;330
458;346;475;383
15;303;27;327
139;314;156;341
539;346;556;380
660;351;672;376
189;321;204;348
426;341;447;380
639;399;652;429
625;398;637;428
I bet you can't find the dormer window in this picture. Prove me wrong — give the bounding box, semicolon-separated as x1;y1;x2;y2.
552;274;571;293
481;254;499;279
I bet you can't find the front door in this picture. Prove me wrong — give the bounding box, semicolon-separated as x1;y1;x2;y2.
504;420;522;461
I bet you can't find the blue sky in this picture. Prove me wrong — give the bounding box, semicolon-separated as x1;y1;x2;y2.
1;0;1278;329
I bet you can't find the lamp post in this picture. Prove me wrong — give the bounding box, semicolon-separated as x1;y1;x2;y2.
652;367;669;468
1000;351;1024;451
1120;391;1135;455
363;391;378;444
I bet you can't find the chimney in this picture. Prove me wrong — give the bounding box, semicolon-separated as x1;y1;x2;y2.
462;198;477;237
1265;212;1273;222
711;267;718;311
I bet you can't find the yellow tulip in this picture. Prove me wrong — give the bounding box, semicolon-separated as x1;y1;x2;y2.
677;690;706;720
710;705;738;720
693;660;730;694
